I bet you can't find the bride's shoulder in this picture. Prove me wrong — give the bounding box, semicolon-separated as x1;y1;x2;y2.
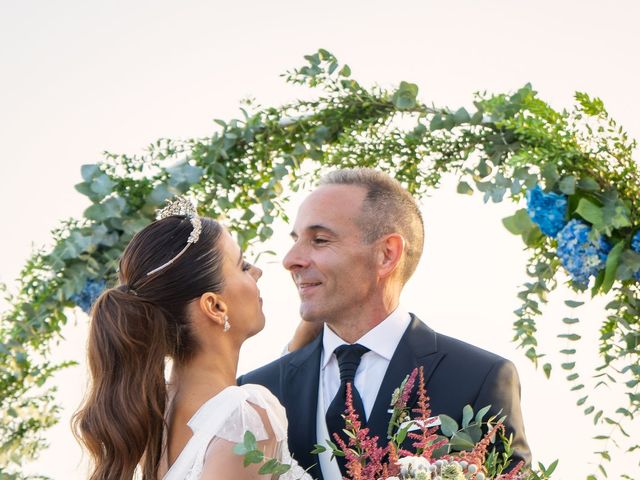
187;384;287;442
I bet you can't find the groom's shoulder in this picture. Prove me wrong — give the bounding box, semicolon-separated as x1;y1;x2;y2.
237;338;320;395
411;315;510;367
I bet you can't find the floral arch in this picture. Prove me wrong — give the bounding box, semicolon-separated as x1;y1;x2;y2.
1;50;639;478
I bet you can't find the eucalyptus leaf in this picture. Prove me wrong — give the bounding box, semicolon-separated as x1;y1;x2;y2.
438;414;459;437
391;81;419;110
462;405;473;428
449;431;475;451
90;174;116;197
475;405;491;423
81;164;100;182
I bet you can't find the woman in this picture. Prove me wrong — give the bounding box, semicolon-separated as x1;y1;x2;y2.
73;198;314;480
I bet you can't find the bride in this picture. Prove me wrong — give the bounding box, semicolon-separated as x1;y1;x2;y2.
73;198;315;480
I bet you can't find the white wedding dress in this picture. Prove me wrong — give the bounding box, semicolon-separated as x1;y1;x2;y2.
161;383;313;480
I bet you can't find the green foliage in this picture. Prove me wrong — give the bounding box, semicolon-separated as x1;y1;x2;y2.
1;49;640;477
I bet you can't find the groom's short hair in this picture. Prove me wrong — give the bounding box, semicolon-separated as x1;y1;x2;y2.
319;168;424;284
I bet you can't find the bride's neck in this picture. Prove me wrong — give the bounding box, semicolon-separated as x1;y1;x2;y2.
169;344;240;398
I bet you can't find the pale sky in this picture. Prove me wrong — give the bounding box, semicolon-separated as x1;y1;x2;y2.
1;1;639;478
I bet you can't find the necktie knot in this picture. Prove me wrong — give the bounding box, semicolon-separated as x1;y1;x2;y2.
334;343;369;385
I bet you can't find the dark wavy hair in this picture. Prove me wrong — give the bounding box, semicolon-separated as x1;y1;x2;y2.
73;215;224;480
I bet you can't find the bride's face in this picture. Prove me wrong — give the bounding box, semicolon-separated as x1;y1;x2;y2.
218;230;265;337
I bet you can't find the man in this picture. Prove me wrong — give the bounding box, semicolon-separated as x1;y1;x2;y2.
239;168;530;479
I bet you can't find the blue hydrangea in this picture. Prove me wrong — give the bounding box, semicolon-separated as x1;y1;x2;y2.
71;279;107;313
556;219;611;288
631;231;640;280
526;185;568;237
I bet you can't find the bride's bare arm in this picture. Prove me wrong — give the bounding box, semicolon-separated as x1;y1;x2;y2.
200;404;279;480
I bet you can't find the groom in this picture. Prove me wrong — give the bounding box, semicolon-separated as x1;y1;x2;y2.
239;168;531;479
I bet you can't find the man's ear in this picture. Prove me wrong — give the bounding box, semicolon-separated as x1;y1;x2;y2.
198;292;228;327
378;233;405;279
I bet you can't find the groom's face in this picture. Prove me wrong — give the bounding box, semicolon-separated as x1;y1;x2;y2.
283;184;380;325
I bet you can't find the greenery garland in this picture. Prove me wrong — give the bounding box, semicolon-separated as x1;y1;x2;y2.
1;49;638;479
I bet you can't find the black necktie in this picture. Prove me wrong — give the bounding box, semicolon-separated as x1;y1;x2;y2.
325;343;370;476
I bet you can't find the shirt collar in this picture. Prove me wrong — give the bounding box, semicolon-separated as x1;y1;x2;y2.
321;306;411;369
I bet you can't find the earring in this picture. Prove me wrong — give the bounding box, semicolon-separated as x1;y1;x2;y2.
223;315;231;332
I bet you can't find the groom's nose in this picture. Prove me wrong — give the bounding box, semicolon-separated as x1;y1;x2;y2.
283;241;309;272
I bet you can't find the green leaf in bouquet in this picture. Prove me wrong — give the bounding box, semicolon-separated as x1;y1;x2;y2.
243;431;257;452
431;435;449;458
396;423;411;445
258;458;290;475
449;431;475;451
311;444;327;454
475;404;491;423
258;458;279;474
461;405;473;428
438;414;459;437
274;464;293;475
342;429;356;439
243;449;264;466
466;424;483;443
325;439;342;456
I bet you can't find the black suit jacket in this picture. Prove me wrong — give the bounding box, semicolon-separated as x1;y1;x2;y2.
238;315;531;479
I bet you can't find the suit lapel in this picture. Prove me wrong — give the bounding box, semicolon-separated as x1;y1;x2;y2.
367;315;445;446
283;334;324;480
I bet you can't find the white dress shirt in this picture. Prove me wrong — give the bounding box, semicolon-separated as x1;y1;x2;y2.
316;306;412;479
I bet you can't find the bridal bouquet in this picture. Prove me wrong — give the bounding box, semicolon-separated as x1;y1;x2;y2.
319;367;552;480
237;367;556;479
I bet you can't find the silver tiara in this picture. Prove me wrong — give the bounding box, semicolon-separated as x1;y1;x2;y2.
146;197;202;276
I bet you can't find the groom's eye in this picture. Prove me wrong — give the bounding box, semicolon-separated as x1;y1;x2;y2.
313;237;329;244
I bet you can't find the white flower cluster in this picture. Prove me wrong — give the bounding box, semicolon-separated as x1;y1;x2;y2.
384;457;483;480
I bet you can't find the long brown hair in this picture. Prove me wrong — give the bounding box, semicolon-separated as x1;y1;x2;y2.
73;216;224;479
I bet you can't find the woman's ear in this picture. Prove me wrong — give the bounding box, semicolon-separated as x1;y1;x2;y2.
198;292;228;327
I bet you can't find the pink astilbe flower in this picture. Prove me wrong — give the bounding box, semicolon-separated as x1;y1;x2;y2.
496;461;525;480
405;366;447;459
385;442;400;477
456;421;506;477
396;367;418;410
333;383;388;480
